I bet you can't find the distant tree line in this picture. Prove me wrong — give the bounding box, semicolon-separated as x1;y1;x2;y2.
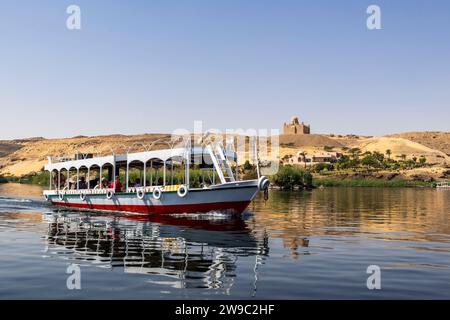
314;148;427;173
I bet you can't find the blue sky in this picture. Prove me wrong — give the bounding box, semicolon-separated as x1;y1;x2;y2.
0;0;449;139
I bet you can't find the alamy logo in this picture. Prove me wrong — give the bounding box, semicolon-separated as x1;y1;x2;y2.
366;265;381;290
66;5;81;30
171;120;280;175
66;264;81;290
367;5;382;30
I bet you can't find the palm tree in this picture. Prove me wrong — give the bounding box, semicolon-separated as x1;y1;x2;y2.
299;151;307;168
349;148;361;160
386;149;391;160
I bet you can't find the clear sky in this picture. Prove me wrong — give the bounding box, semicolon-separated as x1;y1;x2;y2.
1;0;449;139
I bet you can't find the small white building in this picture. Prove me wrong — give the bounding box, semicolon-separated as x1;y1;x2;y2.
286;151;342;166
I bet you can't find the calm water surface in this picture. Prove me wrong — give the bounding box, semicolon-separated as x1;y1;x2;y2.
0;183;449;299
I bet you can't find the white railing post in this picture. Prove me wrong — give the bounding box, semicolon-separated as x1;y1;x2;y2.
126;162;129;191
235;154;239;181
185;147;190;187
113;162;116;191
87;167;90;189
143;162;146;188
150;160;153;186
99;166;102;189
163;161;166;186
76;168;80;190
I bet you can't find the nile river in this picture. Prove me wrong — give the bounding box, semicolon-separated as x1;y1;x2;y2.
0;183;449;299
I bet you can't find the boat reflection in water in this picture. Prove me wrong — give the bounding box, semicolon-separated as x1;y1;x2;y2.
43;210;269;291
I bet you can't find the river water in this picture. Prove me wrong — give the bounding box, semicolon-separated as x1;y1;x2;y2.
0;183;449;299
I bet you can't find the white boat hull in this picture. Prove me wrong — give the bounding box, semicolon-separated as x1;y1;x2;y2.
45;181;260;215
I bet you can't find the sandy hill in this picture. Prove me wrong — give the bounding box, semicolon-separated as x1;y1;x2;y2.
352;137;449;163
385;132;450;156
280;134;344;148
276;133;449;167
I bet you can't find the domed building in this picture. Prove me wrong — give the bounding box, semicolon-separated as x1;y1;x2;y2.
283;116;310;135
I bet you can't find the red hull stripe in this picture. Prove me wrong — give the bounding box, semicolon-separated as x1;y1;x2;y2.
52;200;251;214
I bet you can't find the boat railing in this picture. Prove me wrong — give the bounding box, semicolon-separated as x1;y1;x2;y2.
127;185;182;193
43;188;115;196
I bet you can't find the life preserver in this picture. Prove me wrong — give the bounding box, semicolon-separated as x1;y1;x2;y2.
80;193;86;201
137;189;145;200
257;176;270;191
106;190;114;200
177;185;188;198
153;187;162;200
58;192;64;201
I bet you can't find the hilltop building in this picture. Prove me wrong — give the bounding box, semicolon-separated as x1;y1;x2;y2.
283;116;310;135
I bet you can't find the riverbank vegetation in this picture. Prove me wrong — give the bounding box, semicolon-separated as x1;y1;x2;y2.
1;148;444;190
333;148;428;172
3;171;50;185
288;148;445;188
270;165;313;190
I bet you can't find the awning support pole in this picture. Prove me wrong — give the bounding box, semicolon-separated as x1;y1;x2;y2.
99;166;102;189
150;160;153;186
87;167;90;189
143;162;146;188
126;162;129;191
163;161;166;186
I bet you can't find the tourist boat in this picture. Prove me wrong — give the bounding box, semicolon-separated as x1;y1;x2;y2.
43;137;270;215
436;182;450;189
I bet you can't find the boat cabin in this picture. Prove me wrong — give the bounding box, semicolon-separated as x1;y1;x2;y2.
44;141;239;196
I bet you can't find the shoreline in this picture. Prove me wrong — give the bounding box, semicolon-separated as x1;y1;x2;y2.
0;173;439;189
311;177;434;188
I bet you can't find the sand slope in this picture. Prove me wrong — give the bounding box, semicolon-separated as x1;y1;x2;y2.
353;137;449;163
280;134;343;148
386;132;450;156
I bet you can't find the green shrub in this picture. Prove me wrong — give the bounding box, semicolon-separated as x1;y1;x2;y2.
314;163;334;173
243;160;254;170
270;165;313;190
19;171;50;186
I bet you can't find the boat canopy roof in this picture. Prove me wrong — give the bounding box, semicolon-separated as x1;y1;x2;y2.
45;146;237;172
